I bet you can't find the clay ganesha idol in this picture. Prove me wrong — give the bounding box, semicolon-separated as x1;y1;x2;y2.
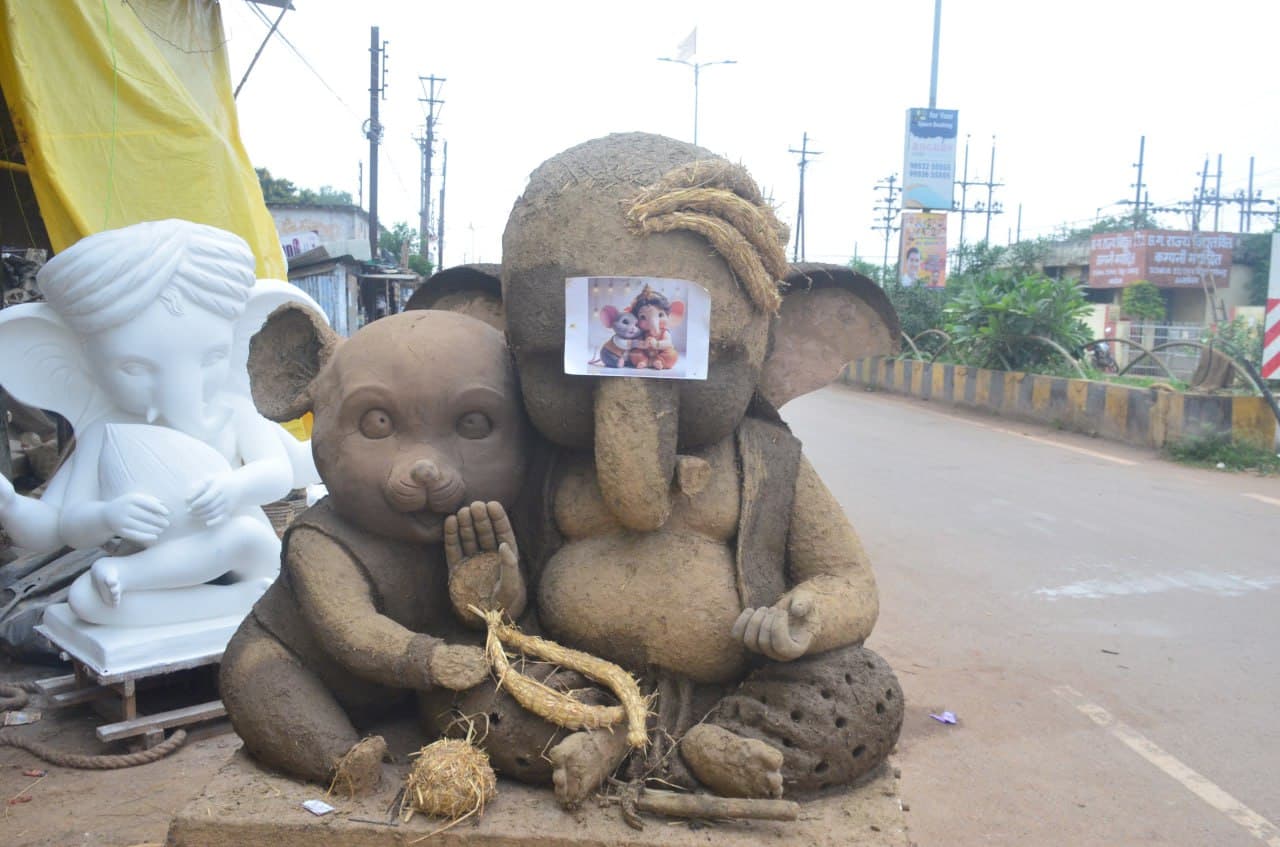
428;133;905;806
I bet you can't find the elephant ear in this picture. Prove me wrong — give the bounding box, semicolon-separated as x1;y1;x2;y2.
759;263;901;409
247;301;342;422
405;263;505;332
0;303;112;431
230;279;330;401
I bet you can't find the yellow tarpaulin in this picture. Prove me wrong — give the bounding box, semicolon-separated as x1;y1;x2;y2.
0;0;284;277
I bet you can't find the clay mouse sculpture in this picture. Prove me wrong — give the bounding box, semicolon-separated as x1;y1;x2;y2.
220;307;529;793
429;133;906;808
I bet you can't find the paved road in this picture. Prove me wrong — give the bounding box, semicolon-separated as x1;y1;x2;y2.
784;384;1280;847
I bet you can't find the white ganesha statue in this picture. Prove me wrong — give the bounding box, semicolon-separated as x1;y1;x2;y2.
0;219;321;628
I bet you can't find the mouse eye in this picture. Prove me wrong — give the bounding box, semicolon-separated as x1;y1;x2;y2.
456;411;493;440
359;408;394;439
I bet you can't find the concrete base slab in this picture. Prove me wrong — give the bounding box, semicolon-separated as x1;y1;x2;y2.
167;747;909;847
38;602;240;679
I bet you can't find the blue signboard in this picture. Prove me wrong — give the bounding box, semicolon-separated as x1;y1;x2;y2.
903;108;959;211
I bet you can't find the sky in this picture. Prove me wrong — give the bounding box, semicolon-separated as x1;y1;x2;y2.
220;0;1280;271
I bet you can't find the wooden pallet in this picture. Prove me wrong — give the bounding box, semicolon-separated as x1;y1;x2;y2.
36;652;226;748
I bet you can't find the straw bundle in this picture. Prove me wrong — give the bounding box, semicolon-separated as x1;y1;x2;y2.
476;607;649;749
400;738;497;825
625;159;789;315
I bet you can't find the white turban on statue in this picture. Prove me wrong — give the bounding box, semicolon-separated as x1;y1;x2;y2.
36;219;255;335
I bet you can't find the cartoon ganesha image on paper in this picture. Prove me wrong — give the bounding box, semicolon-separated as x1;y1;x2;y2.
593;284;686;371
626;285;684;370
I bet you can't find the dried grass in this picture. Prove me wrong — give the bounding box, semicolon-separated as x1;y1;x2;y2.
400;733;497;840
475;607;650;749
624;160;788;315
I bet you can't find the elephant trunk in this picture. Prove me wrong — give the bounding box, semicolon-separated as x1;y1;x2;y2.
594;377;679;532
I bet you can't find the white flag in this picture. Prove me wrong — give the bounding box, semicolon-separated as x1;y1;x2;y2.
676;27;696;62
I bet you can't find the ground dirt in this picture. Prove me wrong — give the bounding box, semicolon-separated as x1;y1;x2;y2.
1;655;240;847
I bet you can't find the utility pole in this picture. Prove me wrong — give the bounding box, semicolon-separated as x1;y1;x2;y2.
1242;156;1254;232
436;141;448;270
1131;135;1146;230
365;27;387;260
983;136;1002;243
789;132;821;262
928;0;942;109
1192;156;1209;232
872;174;901;282
1212;153;1223;231
955;134;970;265
951;136;1001;270
416;75;445;265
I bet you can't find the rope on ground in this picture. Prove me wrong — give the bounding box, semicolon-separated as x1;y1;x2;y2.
0;681;40;711
0;728;188;769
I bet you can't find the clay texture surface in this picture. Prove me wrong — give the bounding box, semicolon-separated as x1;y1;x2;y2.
222;308;529;790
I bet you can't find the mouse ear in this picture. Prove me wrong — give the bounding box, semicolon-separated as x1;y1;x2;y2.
405;263;504;332
248;303;342;421
600;305;620;327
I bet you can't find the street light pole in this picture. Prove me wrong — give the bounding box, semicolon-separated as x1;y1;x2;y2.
658;56;736;146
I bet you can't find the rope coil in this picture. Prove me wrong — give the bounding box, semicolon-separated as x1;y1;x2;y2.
625;160;789;315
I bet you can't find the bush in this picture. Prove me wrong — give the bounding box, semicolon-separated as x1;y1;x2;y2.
1120;280;1166;322
1165;432;1280;474
944;270;1091;372
885;281;951;347
1203;316;1264;371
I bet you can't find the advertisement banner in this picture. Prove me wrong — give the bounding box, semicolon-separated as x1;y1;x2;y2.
898;212;947;288
1088;231;1234;288
903;108;959;210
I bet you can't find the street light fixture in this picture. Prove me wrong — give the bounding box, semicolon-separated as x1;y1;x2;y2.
658;56;736;146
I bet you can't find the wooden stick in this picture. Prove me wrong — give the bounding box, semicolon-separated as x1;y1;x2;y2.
634;788;800;822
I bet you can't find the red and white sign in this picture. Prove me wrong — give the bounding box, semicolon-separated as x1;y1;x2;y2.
1263;234;1280;379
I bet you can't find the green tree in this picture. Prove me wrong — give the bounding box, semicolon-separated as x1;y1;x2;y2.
407;254;433;277
847;257;888;286
951;240;1006;279
255;168;297;202
1203;316;1264;370
1006;239;1049;277
256;169;353;207
1054;212;1160;241
944;270;1091;372
1120;280;1166;322
379;222;417;262
885;282;952;345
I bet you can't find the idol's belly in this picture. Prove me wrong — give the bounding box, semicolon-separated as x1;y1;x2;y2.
537;533;749;684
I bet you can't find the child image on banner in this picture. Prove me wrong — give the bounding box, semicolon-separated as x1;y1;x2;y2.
898;212;948;289
563;276;711;380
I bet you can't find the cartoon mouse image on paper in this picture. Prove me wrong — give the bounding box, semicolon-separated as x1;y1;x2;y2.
593;306;644;368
